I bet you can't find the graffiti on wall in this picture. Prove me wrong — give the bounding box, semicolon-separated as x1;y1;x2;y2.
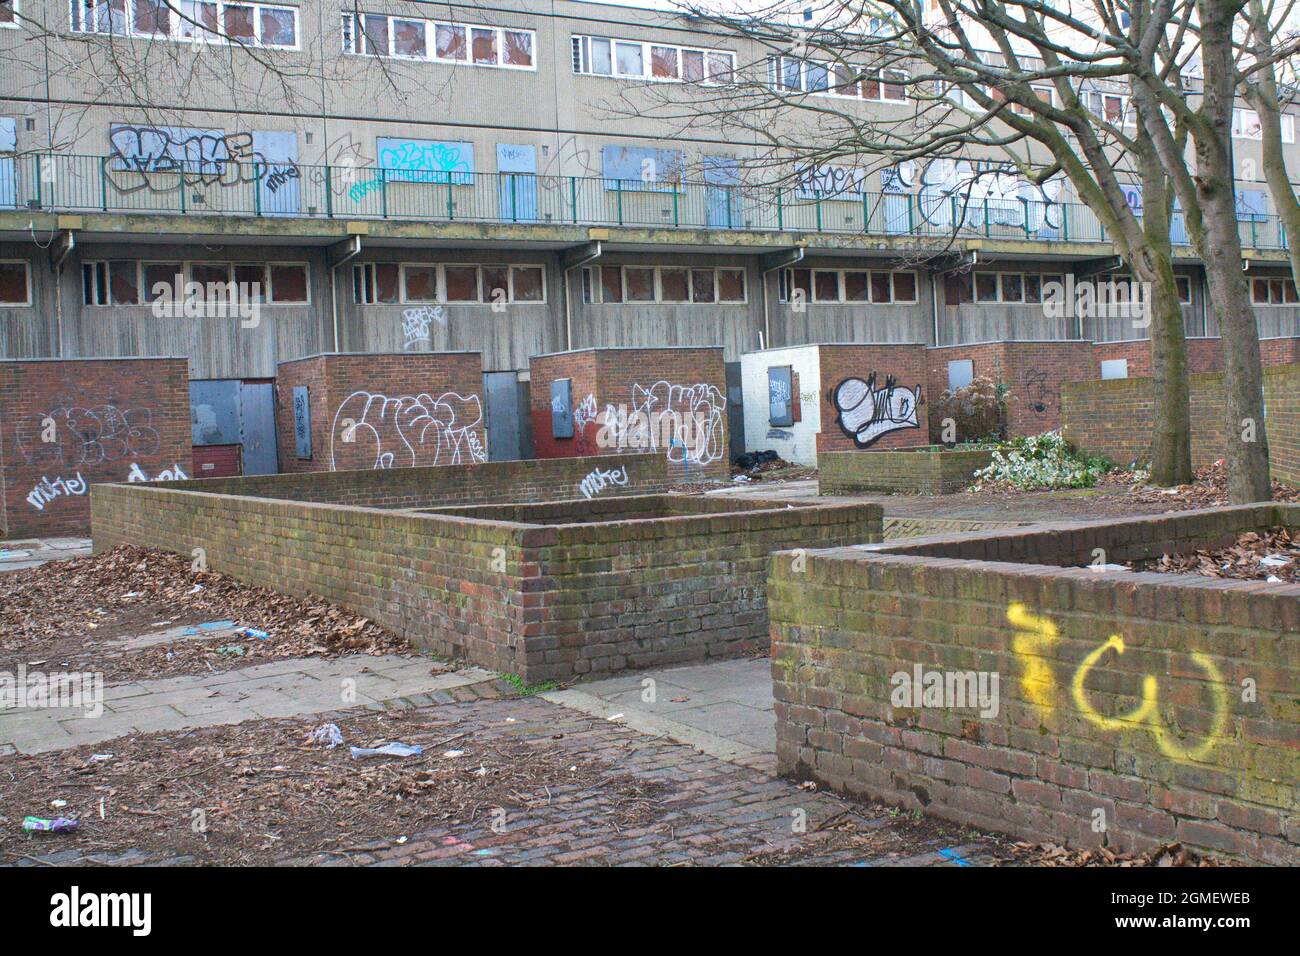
828;373;923;448
578;464;630;500
1022;369;1059;415
601;382;726;466
24;474;88;512
886;159;1066;236
15;405;160;468
401;306;447;351
329;391;486;470
108;126;288;194
1008;603;1230;764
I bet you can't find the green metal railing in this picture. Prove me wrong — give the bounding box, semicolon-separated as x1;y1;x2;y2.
3;152;1290;251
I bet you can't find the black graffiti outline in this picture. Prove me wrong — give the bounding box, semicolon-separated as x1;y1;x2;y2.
828;372;924;448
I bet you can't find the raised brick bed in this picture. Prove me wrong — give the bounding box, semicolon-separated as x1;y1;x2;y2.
768;504;1300;865
92;469;881;682
819;446;994;496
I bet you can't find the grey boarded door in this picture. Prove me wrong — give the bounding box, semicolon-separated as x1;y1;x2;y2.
484;371;523;461
725;361;745;462
240;381;278;475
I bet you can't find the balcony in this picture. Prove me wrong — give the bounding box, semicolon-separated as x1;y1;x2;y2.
1;152;1289;251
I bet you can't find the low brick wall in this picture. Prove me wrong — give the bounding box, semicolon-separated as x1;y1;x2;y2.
819;447;994;495
769;504;1300;865
1060;362;1298;475
160;453;669;509
0;357;192;539
93;481;881;683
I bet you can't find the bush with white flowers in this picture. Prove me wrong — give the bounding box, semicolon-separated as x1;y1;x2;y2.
971;431;1115;491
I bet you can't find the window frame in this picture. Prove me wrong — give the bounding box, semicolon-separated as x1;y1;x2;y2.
0;0;20;28
581;265;746;304
0;259;32;307
357;262;547;305
573;34;734;85
342;13;536;71
71;0;299;49
780;267;918;305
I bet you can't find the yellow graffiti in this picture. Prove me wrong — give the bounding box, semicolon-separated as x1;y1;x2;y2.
1007;602;1059;719
1011;604;1232;764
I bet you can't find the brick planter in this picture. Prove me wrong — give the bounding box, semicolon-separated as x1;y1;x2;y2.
819;446;994;495
769;504;1300;865
93;472;881;683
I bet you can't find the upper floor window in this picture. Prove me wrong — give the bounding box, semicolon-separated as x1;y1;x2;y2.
1084;89;1132;125
779;268;917;304
0;261;31;306
343;13;534;70
0;1;19;27
1233;108;1296;143
353;263;545;305
83;260;308;305
1251;276;1299;305
769;57;907;101
581;265;746;304
70;0;298;48
572;35;733;84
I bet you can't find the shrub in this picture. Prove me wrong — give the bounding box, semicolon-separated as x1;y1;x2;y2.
928;376;1010;445
971;431;1115;490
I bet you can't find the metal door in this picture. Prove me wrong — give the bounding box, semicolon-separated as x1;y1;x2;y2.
239;381;278;475
484;371;523;461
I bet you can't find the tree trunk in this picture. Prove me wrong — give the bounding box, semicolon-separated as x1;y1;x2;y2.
1136;153;1193;485
1198;0;1272;502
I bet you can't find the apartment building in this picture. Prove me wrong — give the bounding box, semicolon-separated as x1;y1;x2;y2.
0;0;1298;465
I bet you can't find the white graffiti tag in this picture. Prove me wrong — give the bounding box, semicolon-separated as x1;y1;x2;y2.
829;373;923;448
330;391;486;470
401;306;446;351
25;474;88;511
632;381;726;466
578;465;630;500
573;393;598;432
127;462;189;482
15;405;160;467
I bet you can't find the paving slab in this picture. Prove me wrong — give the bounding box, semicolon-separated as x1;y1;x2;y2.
0;537;92;572
0;656;499;755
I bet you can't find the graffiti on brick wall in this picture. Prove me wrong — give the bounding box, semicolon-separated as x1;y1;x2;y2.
126;462;188;482
572;393;600;455
15;405;161;468
24;474;87;512
600;381;726;466
578;464;630;500
1022;369;1059;415
329;391;486;470
829;373;923;448
1008;603;1230;763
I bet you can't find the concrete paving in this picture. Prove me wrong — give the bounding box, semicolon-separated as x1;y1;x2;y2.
0;655;499;755
0;537;92;572
542;658;778;773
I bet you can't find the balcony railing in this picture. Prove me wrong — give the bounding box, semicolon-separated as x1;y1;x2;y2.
0;152;1289;251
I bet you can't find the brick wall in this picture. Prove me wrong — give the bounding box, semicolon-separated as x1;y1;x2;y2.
93;483;881;683
1094;336;1300;379
161;453;670;509
1061;363;1298;474
275;352;485;474
529;348;729;481
819;447;994;495
769;505;1300;865
817;344;929;453
0;358;191;538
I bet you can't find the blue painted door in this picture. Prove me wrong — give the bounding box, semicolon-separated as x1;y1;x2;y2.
254;131;300;216
704;156;739;228
497;144;537;221
0;118;16;209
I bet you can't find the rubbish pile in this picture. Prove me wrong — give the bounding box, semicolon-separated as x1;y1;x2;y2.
1128;526;1299;583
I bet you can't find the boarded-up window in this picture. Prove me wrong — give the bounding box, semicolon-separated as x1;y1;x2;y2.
270;264;308;302
143;262;182;302
392;19;426;57
944;272;973;304
651;46;679;79
435;24;465;59
511;266;544;302
191;263;232;297
551;378;573;438
223;3;255;40
844;271;869;301
814;270;840;302
503;30;532;66
660;268;689;301
471;28;497;64
1001;274;1023;302
975;273;999;302
893;272;917;302
0;261;29;304
871;272;893;303
404;266;437;302
948;359;974;391
109;261;139;305
444;265;480;301
481;266;509;304
600;266;623;302
718;269;745;302
375;263;399;303
133;0;169;35
234;264;266;302
691;269;715;303
768;366;793;427
625;267;655;301
1024;275;1043;303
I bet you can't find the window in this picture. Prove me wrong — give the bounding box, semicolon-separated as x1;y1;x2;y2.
977;273;1000;302
582;266;744;304
82;261;140;305
0;0;16;26
770;59;906;101
0;261;30;305
269;264;307;303
1176;275;1192;304
353;263;399;304
1085;89;1131;124
143;262;182;302
948;271;1065;305
1251;277;1299;305
72;0;297;47
573;34;733;84
1232;108;1294;143
342;14;535;70
444;265;479;302
359;263;544;304
779;268;916;304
